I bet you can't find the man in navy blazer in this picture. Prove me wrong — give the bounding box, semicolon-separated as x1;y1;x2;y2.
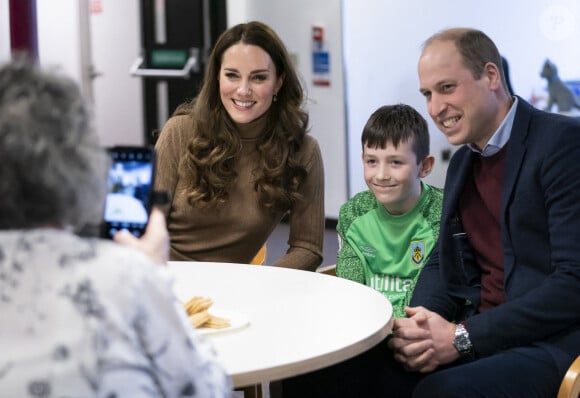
389;28;580;396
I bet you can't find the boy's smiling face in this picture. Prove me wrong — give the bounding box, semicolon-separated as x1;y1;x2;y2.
363;138;431;215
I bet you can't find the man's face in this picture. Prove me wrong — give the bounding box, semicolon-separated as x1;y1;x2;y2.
418;40;499;150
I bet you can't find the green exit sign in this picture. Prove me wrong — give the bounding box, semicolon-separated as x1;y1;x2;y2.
150;49;188;68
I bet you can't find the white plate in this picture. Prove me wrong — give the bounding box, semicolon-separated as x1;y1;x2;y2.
196;307;250;335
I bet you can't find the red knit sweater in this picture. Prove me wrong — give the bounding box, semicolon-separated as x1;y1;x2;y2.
459;146;507;313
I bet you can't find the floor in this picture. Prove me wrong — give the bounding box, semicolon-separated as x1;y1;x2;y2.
264;219;339;268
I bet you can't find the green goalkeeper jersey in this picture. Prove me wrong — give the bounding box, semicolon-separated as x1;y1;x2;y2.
336;183;443;318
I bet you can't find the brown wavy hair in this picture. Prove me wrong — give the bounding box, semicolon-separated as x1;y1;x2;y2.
174;21;308;212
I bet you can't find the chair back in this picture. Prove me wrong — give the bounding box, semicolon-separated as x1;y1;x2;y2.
558;355;580;398
250;244;267;265
316;264;336;276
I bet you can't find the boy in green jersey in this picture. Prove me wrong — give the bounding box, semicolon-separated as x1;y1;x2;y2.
337;104;443;318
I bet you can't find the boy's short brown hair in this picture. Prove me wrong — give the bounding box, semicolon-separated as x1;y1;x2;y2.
361;104;430;164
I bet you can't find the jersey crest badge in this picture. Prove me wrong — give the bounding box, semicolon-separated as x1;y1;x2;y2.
411;240;425;266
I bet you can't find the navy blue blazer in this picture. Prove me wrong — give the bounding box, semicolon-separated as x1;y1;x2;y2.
413;98;580;366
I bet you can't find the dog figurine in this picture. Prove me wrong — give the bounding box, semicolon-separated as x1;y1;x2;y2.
540;59;580;113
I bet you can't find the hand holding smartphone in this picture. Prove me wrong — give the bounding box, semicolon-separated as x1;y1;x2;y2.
102;146;156;239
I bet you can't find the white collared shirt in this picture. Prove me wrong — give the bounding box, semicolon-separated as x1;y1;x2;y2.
468;97;518;157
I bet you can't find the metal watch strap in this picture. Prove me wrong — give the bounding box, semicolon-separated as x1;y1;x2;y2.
453;323;473;357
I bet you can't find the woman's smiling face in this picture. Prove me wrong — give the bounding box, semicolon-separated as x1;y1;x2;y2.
219;43;283;125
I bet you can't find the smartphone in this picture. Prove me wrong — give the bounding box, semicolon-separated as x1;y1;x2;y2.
102;146;156;239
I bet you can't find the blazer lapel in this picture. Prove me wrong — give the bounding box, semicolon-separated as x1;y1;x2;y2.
502;98;533;279
441;148;477;296
502;99;532;213
444;147;474;217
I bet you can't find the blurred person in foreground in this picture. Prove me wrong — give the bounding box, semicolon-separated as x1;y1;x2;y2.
0;58;231;397
154;21;324;270
388;27;580;397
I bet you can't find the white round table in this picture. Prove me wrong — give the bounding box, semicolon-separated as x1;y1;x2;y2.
169;261;393;388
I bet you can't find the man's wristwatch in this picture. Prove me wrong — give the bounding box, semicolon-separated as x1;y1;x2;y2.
453;323;473;357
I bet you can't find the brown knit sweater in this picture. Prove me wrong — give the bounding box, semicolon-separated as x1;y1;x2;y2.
154;114;324;271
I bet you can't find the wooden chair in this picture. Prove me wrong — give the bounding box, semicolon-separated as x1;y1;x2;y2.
316;263;336;276
237;245;267;398
250;244;267;265
238;384;262;398
558;355;580;398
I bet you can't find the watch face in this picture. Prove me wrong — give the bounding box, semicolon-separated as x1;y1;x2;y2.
455;334;470;352
454;325;472;354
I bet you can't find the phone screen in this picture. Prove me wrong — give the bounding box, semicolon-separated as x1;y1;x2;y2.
102;146;155;239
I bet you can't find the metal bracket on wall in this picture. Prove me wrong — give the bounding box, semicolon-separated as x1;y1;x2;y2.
129;47;200;79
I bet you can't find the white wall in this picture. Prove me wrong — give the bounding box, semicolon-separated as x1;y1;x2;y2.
226;1;248;26
0;0;10;63
36;0;84;83
88;0;144;146
227;0;348;219
0;0;143;147
0;1;85;87
343;0;580;196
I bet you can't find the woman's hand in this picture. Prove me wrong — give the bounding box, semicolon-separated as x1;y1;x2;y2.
113;208;169;265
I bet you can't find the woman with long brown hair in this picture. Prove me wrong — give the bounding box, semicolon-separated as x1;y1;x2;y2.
154;21;324;270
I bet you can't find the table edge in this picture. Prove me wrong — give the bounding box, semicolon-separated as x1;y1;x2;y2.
233;317;394;387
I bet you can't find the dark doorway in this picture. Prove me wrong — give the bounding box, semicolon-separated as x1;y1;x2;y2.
135;0;226;145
